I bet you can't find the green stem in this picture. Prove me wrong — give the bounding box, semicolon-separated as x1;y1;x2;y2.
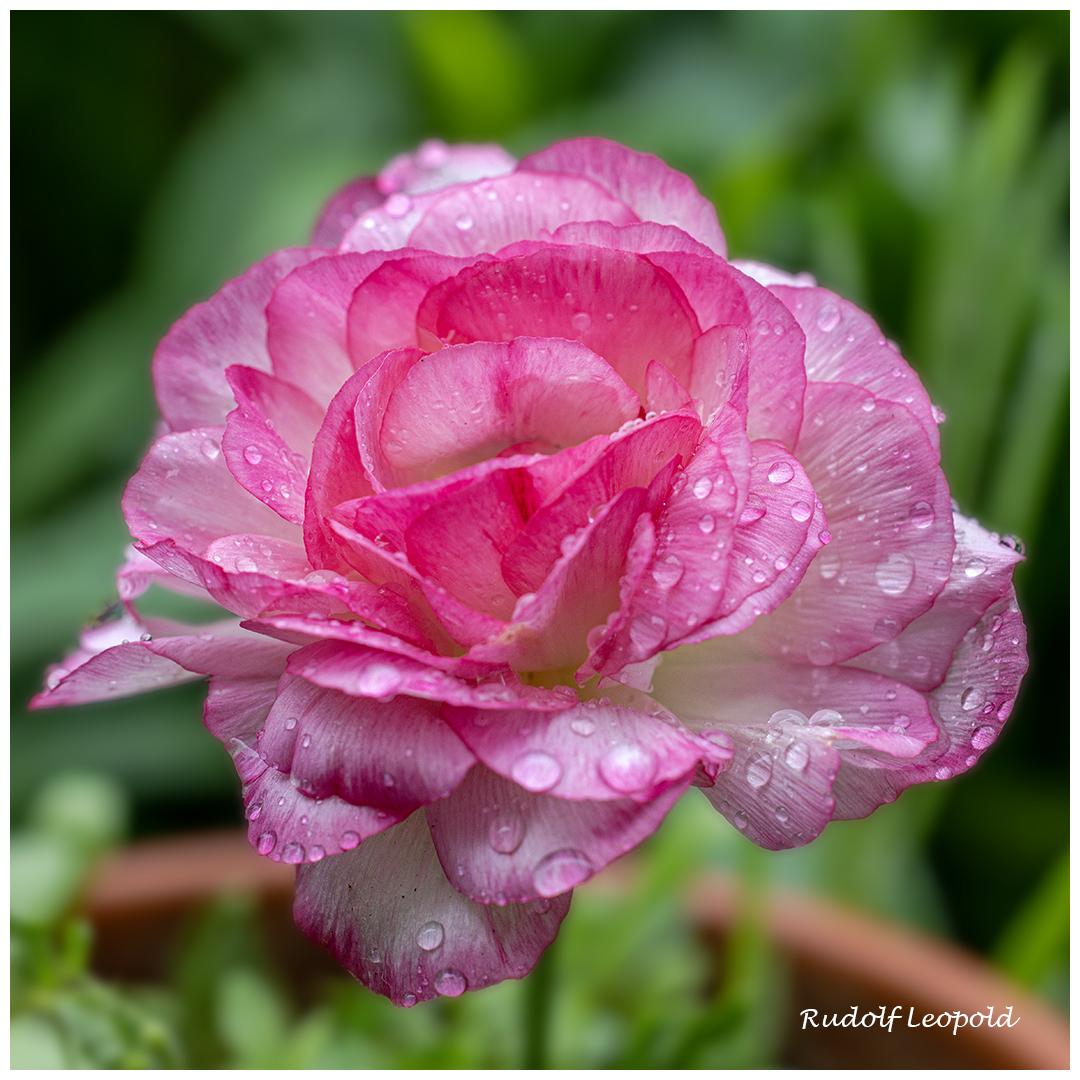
523;939;557;1069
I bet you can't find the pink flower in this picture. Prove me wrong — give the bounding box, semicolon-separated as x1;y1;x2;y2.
33;138;1027;1005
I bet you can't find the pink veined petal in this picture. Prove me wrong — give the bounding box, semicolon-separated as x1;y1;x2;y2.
380;338;641;483
353;348;427;491
203;534;313;579
116;544;214;605
407;171;639;258
346;252;488;366
735;382;955;665
442;690;731;805
520;137;726;256
830;587;1027;822
687;325;750;422
293;810;571;1006
152;247;322;432
645;360;694;415
646;252;806;447
420;246;700;400
501;412;702;596
549;219;719;258
266;251;400;409
287;640;574;712
225;365;324;465
204;676;401;863
311;175;384;248
730;259;817;289
585;409;752;678
302;362;379;572
338;190;447;254
426;763;692;904
650;648;938;849
123;428;301;556
378;138;517;196
257;674;476;813
849;510;1024;691
770;284;940;452
471;487;648;673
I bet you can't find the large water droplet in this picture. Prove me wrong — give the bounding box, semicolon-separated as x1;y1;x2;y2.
745;752;773;789
385;192;411;217
693;476;713;499
533;849;593;897
629;614;667;653
243;445;263;465
454;214;474;231
356;663;403;698
971;725;996;751
909;501;935;529
282;841;305;864
698;514;716;534
816;304;840;332
964;558;987;579
806;640;836;666
340;831;361;851
599;744;658;793
784;742;810;772
651;555;684;589
402;992;417;1007
309;845;326;863
768;461;795;484
417;921;445;951
511;751;562;792
434;968;467;997
875;553;915;595
774;806;790;825
200;437;221;460
790;501;812;523
739;493;767;525
570;311;592;333
960;686;985;712
257;831;277;855
570;717;596;737
818;550;842;580
733;810;749;830
489;812;526;854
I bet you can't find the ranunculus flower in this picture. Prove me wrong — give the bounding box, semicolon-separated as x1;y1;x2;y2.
34;138;1027;1006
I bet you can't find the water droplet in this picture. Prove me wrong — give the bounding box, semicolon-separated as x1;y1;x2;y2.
402;992;417;1007
784;742;810;772
629;613;667;652
693;476;713;499
960;687;985;712
243;445;263;465
489;812;526;854
356;663;403;698
417;921;445;951
599;743;658;793
511;751;562;792
852;455;868;473
309;845;326;862
200;437;221;460
909;501;935;529
768;461;794;485
790;501;812;523
284;716;298;731
733;810;749;830
935;766;951;781
234;556;257;573
533;849;593;897
651;554;684;590
752;568;767;583
454;214;474;231
964;558;987;579
739;493;766;525
875;553;915;595
282;841;305;864
570;717;596;737
774;555;790;571
340;831;361;851
861;398;876;412
816;304;840;332
434;968;467;997
971;725;996;751
745;752;773;788
257;831;276;855
570;311;592;333
698;514;716;534
774;806;790;825
384;192;411;217
873;616;901;641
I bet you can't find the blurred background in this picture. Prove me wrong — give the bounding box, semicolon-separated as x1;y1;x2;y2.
11;10;1068;1068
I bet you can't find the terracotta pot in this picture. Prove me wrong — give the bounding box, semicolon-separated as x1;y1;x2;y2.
84;831;1069;1069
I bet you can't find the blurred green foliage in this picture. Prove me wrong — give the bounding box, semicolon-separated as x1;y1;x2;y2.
11;10;1068;1055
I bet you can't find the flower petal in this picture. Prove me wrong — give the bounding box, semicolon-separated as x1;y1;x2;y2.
153;247;322;432
293;809;570;1005
520;137;726;255
378;138;517;196
312;175;383;248
427;764;690;903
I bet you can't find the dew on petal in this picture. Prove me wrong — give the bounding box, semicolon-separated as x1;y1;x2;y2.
702;729;734;753
875;553;915;595
768;461;794;485
455;214;474;231
816;303;840;332
243;445;264;465
818;550;842;580
511;751;562;793
417;921;445;951
733;810;749;830
739;493;767;525
282;841;305;864
629;614;667;653
256;831;277;856
308;845;326;863
909;501;935;529
790;501;812;523
340;831;361;851
384;192;411;217
971;725;996;751
356;663;403;698
774;806;790;824
806;640;836;666
651;555;684;589
698;514;716;534
488;812;526;854
570;311;592;333
693;477;714;499
570;717;596;737
200;437;221;460
533;849;593;897
960;686;985;712
964;558;988;579
784;742;810;772
599;743;658;793
745;752;773;789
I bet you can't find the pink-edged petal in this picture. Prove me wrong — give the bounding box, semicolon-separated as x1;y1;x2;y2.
646;253;806;447
204;676;400;863
472;487;647;673
521;137;726;255
353;347;427;490
850;511;1023;690
152;247;322;432
731;259;817;289
650;648;938;848
312;175;384;248
771;284;940;451
257;674;476;813
550;219;718;258
831;588;1026;821
501;412;702;595
225;365;324;462
302;363;379;572
585;410;752;677
339;190;445;254
408;171;638;258
737;382;954;665
381;338;641;482
646;360;694;414
146;622;297;678
421;247;699;399
687;325;750;421
683;440;827;642
294;810;570;1006
288;639;575;712
427;764;690;904
443;691;731;804
346;252;487;365
378;138;517;196
266;251;398;408
203;534;312;578
123;428;301;555
116;544;214;605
